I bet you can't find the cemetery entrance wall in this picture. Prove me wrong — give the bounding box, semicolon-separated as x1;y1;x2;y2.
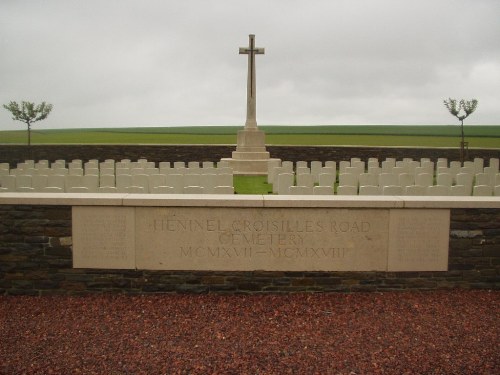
0;195;498;295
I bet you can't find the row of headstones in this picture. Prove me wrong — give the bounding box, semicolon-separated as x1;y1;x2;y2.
268;157;500;181
0;159;234;194
0;159;233;177
0;173;234;194
274;174;500;196
268;158;500;196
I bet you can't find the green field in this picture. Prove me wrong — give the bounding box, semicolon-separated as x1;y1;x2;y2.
1;125;500;148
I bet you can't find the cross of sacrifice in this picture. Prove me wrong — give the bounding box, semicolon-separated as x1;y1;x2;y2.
239;34;265;130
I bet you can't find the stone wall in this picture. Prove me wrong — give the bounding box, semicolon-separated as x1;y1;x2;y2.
1;144;499;166
1;205;498;295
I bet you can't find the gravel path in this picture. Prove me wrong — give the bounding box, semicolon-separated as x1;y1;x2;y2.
1;290;498;374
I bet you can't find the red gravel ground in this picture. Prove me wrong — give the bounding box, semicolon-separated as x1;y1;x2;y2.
1;290;498;375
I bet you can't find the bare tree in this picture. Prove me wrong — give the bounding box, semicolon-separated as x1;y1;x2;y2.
443;98;478;164
3;101;53;146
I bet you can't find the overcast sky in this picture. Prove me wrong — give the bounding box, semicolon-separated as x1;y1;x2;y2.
1;0;499;131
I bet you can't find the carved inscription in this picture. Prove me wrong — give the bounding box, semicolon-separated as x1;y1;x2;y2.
388;209;450;271
72;206;135;269
135;208;389;271
71;206;451;272
179;246;350;259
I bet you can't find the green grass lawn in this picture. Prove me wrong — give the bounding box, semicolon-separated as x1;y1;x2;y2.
233;176;341;195
1;125;499;148
233;176;273;195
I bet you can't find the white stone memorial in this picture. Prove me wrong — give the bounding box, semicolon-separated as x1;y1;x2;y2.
221;34;280;175
72;205;451;272
135;207;389;271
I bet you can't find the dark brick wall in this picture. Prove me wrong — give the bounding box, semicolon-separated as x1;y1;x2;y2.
1;144;499;166
0;205;498;295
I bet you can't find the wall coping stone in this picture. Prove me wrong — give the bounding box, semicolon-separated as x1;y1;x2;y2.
0;193;499;208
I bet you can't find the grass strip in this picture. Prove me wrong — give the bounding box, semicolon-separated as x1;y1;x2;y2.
233;176;273;195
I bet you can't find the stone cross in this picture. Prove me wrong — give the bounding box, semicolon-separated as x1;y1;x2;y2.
239;34;265;130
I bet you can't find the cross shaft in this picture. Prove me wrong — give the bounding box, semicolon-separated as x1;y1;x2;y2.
239;34;264;130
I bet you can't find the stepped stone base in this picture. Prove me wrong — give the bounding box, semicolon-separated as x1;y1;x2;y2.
220;157;281;175
221;129;280;175
235;129;266;152
231;150;271;160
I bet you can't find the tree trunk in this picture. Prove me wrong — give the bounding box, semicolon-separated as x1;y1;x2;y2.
460;119;464;165
27;122;31;147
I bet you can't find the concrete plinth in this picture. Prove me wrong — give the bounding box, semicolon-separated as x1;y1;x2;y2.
236;129;267;152
221;129;280;175
220;157;281;175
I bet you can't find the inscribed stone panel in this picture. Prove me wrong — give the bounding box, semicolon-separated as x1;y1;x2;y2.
388;209;450;271
73;206;135;269
135;207;389;271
